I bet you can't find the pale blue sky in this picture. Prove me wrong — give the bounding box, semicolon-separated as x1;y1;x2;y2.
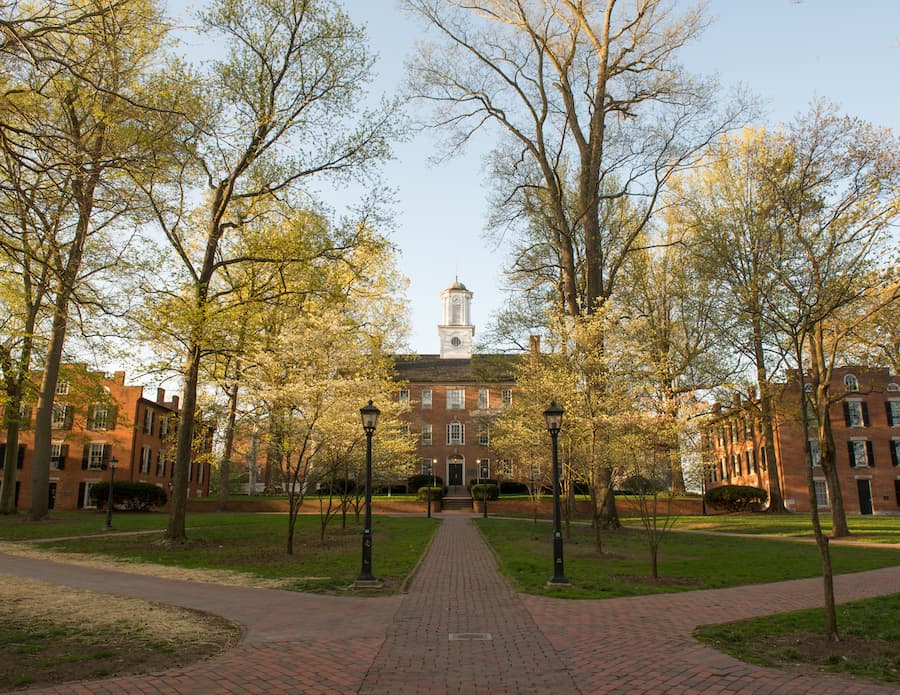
342;1;900;354
170;0;900;355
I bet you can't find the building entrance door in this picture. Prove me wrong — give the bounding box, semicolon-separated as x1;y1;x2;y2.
857;479;873;515
448;462;463;486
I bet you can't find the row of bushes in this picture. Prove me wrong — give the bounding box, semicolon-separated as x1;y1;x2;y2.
89;481;168;511
704;484;768;512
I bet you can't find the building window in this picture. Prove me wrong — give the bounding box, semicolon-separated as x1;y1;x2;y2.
845;400;866;428
813;479;829;508
50;441;65;470
51;404;71;430
744;450;752;474
478;425;489;446
399;424;410;436
198;462;205;485
55;381;69;395
399;389;410;404
478;459;490;479
886;382;899;392
447;389;465;410
156;450;166;477
140;446;152;474
159;416;170;438
421;390;432;409
87;404;111;431
143;408;155;436
421;458;434;475
83;482;97;509
808;438;821;467
446;421;464;445
501;389;512;406
887;401;900;427
88;443;106;470
844;373;859;391
498;459;513;476
478;389;489;409
421;424;432;446
848;439;872;468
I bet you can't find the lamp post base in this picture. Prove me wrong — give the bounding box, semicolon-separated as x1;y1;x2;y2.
352;579;385;589
546;578;572;587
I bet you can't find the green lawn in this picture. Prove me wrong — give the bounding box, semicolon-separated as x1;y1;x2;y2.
695;593;900;683
6;512;437;594
650;513;900;544
474;517;900;599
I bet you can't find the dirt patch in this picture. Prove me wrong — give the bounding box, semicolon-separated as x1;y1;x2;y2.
613;574;704;587
0;574;239;691
760;633;900;681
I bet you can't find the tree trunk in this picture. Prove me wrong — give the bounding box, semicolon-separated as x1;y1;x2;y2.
753;331;786;512
166;341;200;542
217;381;239;512
1;417;20;515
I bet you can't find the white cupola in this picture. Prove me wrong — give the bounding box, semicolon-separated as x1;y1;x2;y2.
438;278;474;359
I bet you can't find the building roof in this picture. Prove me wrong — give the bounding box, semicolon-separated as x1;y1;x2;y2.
393;354;520;384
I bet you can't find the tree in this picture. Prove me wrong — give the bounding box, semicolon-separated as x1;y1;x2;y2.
0;0;182;520
406;0;751;524
138;0;399;542
767;103;899;540
670;128;796;511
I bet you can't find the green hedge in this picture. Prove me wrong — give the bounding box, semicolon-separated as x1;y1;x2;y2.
416;486;444;500
90;481;168;511
470;483;499;501
408;474;444;493
704;484;767;512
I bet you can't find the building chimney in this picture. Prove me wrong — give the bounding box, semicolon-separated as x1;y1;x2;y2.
171;395;179;411
732;393;741;408
157;388;166;404
114;370;126;385
529;335;541;354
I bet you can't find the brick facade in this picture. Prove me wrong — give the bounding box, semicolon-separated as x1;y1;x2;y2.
705;367;900;515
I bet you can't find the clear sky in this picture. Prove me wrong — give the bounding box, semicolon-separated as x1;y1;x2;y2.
338;1;900;355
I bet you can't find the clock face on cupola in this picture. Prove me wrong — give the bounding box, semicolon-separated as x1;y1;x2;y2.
438;278;474;359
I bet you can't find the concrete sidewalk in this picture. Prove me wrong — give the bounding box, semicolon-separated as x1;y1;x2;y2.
0;515;898;694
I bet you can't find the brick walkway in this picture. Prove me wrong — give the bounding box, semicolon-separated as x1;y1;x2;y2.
1;516;898;694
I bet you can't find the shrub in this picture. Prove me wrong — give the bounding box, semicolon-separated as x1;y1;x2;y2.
318;478;356;495
90;481;168;511
416;486;444;500
467;478;497;490
704;484;767;512
408;474;443;493
618;474;666;495
499;481;530;494
470;483;499;501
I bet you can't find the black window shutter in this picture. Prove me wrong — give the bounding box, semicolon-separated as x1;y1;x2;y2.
59;444;68;470
16;444;24;468
891;442;899;467
63;405;74;431
862;402;870;427
77;482;85;509
86;406;95;431
81;445;89;470
866;441;874;467
848;441;856;467
101;444;111;470
843;402;850;426
108;405;118;431
888;403;894;427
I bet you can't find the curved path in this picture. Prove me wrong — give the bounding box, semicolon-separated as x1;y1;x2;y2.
0;515;897;694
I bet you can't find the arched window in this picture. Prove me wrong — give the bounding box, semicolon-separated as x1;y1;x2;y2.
843;374;859;392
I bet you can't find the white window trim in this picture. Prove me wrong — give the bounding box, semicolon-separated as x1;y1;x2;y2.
813;479;829;508
421;389;432;409
88;442;105;470
447;389;465;410
421;424;432;446
849;438;870;467
846;399;864;428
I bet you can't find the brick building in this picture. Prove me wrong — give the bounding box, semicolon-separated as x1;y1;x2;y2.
0;365;212;510
394;280;518;490
704;367;900;515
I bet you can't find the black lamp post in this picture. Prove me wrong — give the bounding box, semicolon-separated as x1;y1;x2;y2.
480;459;489;518
357;400;380;584
426;458;436;518
104;457;118;531
544;401;569;585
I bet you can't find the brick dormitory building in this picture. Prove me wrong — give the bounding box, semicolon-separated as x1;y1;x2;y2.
0;365;212;511
393;279;519;491
704;367;900;515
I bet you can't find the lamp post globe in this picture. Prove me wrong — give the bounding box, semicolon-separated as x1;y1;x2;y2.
357;400;380;585
543;401;569;585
